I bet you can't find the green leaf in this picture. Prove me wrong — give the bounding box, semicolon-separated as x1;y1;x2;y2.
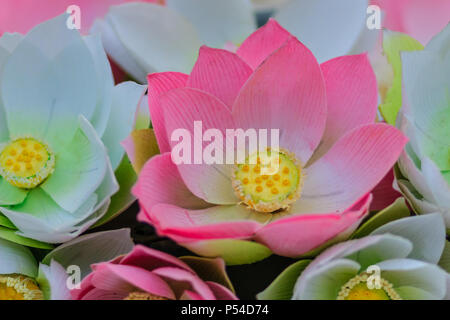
257;259;311;300
438;240;450;273
351;197;411;238
93;155;137;228
180;256;234;292
379;31;424;125
0;226;53;249
183;239;272;266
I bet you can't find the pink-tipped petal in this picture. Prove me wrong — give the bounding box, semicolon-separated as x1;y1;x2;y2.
79;288;128;300
119;245;194;272
147;72;188;153
254;194;371;257
233;37;327;164
92;263;175;299
148;204;265;243
71;273;95;300
161;88;237;205
296;124;408;214
187;46;253;109
237;18;291;69
207;281;238;300
310;54;378;161
133;152;210;211
152;267;215;300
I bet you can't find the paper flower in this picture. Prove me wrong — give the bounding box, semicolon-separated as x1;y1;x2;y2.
71;245;237;300
132;20;407;264
259;212;450;300
92;0;256;83
0;15;147;244
395;24;450;230
0;229;133;300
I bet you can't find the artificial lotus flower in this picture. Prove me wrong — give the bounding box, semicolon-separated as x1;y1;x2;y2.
0;229;133;300
0;14;147;244
394;24;450;230
258;211;450;300
0;0;164;35
71;245;237;300
92;0;256;83
131;20;407;265
372;0;450;45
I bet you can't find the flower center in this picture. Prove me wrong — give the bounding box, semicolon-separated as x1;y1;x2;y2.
0;138;55;189
0;274;43;300
232;148;303;213
123;292;168;300
337;273;402;300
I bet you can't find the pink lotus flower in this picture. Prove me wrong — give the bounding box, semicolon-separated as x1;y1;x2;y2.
71;245;236;300
132;20;407;264
0;0;163;35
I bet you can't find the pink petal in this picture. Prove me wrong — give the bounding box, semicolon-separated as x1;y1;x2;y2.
295;124;408;214
370;169;402;211
233;36;327;164
147;72;188;153
79;288;128;300
254;194;372;257
133;152;210;211
161;87;237;204
152;267;215;300
206;282;238;300
71;273;95;300
180;290;204;300
310;54;378;161
236;18;291;69
187;46;253;109
92;263;176;299
119;245;194;273
148;204;263;243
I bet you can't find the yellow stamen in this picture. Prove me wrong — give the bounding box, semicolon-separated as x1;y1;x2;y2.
123;292;168;300
0;274;43;300
337;273;402;300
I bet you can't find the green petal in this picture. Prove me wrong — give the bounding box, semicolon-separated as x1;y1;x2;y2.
43;229;134;279
0;226;53;249
92;155;136;228
438;240;450;272
257;260;311;300
372;213;446;264
183;239;272;266
122;129;160;174
41;116;108;213
0;237;38;277
180;256;235;293
292;258;360;300
351;197;410;238
0;213;15;229
379;31;424;125
0;177;28;206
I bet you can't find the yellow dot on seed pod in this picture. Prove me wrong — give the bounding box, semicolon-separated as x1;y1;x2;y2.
29;152;35;158
273;174;280;181
22;150;28;156
283;167;289;174
5;159;13;166
34;144;41;151
242;178;249;185
9;149;16;156
13;164;20;172
271;187;279;195
282;179;290;186
26;163;32;170
242;165;249;172
262;175;269;180
24;157;31;163
17;155;24;162
36;154;42;161
255;177;262;184
253;166;261;173
256;186;263;193
266;180;274;187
